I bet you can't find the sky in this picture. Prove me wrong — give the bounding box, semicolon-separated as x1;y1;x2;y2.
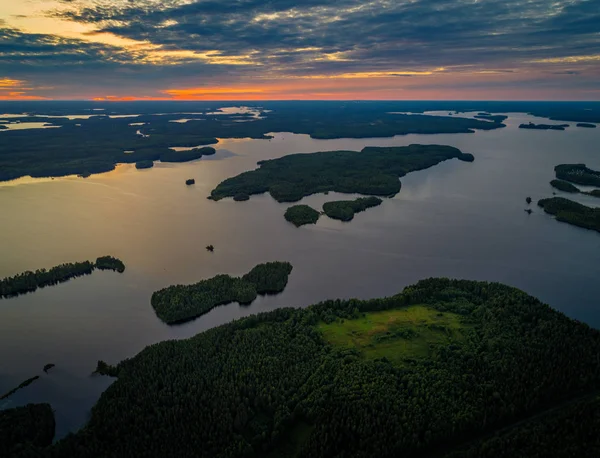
0;0;599;101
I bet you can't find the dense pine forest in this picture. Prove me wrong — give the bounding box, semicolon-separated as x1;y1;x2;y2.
555;164;600;187
0;256;125;298
6;278;600;457
210;145;475;202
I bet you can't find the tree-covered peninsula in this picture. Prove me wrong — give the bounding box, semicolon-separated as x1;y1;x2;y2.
210;145;475;202
151;262;293;324
284;205;320;227
0;256;125;298
20;278;600;458
538;197;600;233
555;163;600;187
322;196;383;221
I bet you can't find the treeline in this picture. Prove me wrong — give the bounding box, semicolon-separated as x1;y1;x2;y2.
210;144;475;202
519;122;569;130
322;196;382;221
0;256;125;298
538;197;600;233
151;261;293;324
0;404;55;457
19;278;600;458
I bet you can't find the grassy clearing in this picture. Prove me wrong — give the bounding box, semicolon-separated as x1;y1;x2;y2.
318;305;467;364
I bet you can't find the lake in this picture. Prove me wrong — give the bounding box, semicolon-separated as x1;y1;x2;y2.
0;111;599;438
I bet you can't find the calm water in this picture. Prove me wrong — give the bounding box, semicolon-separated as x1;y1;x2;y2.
1;112;599;438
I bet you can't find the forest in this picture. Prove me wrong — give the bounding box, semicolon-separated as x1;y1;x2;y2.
322;197;383;221
284;205;321;227
0;404;55;457
8;278;600;457
555;163;600;187
0;103;503;182
210;145;475;202
538;197;600;233
0;257;125;298
151;262;293;324
577;123;597;128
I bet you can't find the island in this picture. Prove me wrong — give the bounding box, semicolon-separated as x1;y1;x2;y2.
555;163;600;187
538;197;600;233
0;256;125;299
323;196;383;221
284;205;320;227
185;178;195;186
519;122;569;130
135;160;154;169
550;179;580;193
95;256;126;273
210;144;475;202
526;196;532;204
161;147;216;163
206;244;214;252
43;364;55;373
577;123;597;128
33;278;600;458
0;403;55;456
0;376;40;400
151;261;293;324
474;114;508;123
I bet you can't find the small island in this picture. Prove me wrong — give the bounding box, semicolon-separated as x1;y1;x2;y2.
526;196;532;204
0;256;125;299
474;114;508;123
206;245;214;252
538;197;600;233
519;122;569;130
135;160;154;169
161;146;216;163
284;204;320;227
185;178;195;186
550;179;580;193
151;261;293;324
0;376;40;400
577;123;596;128
43;363;55;373
210;144;475;202
323;196;383;222
95;256;126;273
555;163;600;187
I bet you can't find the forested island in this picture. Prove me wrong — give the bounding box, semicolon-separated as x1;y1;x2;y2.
284;205;320;227
0;376;40;401
151;262;293;324
538;197;600;233
519;122;569;130
555;163;600;187
577;123;597;128
11;278;600;457
550;179;580;193
322;196;383;221
0;256;125;298
210;145;475;202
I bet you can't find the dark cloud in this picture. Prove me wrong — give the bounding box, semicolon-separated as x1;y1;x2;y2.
3;0;600;96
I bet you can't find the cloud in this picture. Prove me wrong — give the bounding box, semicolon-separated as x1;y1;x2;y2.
2;0;599;98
